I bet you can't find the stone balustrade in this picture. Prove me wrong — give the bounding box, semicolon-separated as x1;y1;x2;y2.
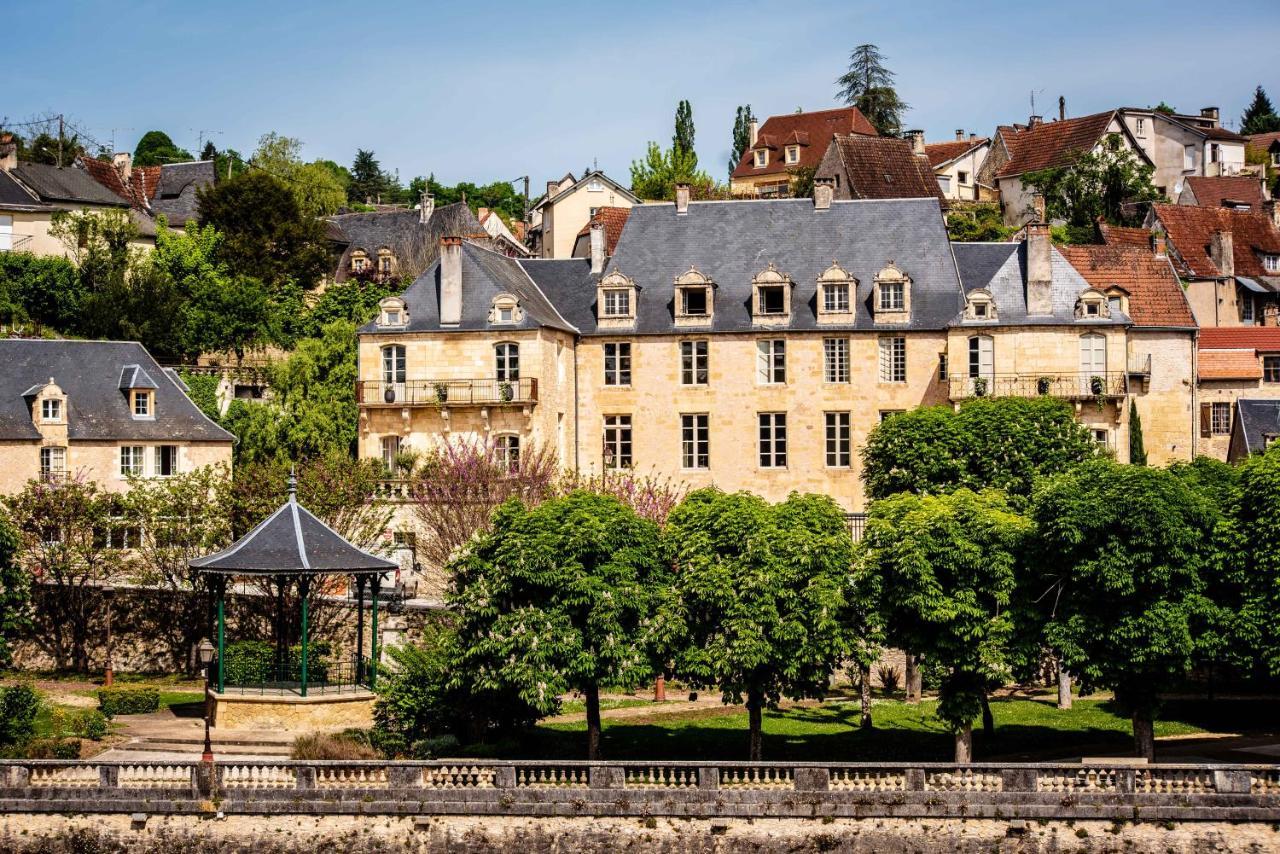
1;760;1278;820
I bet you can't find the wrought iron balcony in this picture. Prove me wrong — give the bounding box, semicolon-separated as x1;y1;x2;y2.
357;378;538;407
948;372;1129;401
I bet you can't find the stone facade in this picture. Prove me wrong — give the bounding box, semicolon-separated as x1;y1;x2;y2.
210;691;374;730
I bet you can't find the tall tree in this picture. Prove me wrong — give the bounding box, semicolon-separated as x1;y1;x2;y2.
835;44;907;136
1022;134;1161;241
250;132;347;218
1029;460;1215;760
0;511;26;669
1129;401;1147;465
450;491;670;759
349;149;392;204
200;141;218;162
863;489;1030;761
663;490;853;760
729;105;756;176
1241;85;1280;135
133;130;193;166
1233;445;1280;677
673;100;696;161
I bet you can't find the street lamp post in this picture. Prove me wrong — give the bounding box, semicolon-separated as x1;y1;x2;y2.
196;638;216;764
102;584;115;687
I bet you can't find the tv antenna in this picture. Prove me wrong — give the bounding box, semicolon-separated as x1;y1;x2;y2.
191;128;223;154
1030;88;1046;117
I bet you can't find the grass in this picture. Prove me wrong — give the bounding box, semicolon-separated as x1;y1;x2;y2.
453;696;1280;762
556;697;655;716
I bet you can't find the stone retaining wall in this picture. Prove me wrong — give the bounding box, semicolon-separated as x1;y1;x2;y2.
2;759;1278;822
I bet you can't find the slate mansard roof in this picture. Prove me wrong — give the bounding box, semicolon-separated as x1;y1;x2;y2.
328;203;491;283
365;198;966;338
0;339;234;443
1233;399;1280;458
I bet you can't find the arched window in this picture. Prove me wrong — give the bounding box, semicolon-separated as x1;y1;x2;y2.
495;342;519;382
381;345;406;385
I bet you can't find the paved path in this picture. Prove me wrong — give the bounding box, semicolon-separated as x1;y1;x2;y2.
93;707;297;762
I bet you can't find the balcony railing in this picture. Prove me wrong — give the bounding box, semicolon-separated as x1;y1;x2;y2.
0;235;32;253
357;378;538;407
949;372;1128;401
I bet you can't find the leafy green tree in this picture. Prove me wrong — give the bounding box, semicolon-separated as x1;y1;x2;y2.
673;100;695;160
629;142;719;201
729;105;755;176
1241;85;1280;135
663;490;854;760
133;130;193;166
1129;401;1147;465
0;512;27;668
1023;134;1161;239
1029;460;1216;759
0;251;82;331
27;132;86;166
863;489;1030;761
296;277;399;339
196;170;332;292
1233;445;1280;677
862;398;1096;504
415;174;526;221
349;149;396;204
1153;102;1176;115
787;165;816;199
450;491;670;759
200;141;218;162
946;204;1014;242
835;44;907;136
251;133;347;218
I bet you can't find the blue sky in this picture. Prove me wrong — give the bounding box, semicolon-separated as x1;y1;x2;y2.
8;0;1279;189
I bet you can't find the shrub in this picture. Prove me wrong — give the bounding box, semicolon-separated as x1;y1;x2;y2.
411;734;460;759
24;738;81;759
876;664;902;694
73;709;109;741
221;639;332;685
0;682;42;747
97;686;160;717
291;731;380;760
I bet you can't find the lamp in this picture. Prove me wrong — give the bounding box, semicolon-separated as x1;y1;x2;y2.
197;638;216;763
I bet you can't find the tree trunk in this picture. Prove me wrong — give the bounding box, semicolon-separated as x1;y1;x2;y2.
1132;709;1155;761
980;692;994;739
859;664;873;729
584;681;602;761
1057;663;1072;710
746;689;763;761
905;653;921;704
954;723;973;763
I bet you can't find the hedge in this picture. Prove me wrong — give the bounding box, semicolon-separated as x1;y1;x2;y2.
97;686;160;717
221;639;332;686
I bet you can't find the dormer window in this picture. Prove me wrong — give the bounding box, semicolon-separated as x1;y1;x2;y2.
1106;287;1129;316
674;267;715;326
754;149;768;168
132;390;153;418
873;264;911;322
377;248;394;276
817;262;855;321
597;270;639;324
965;289;997;322
378;297;407;328
41;398;62;422
785;145;800;165
351;250;368;273
588;179;604;192
1075;289;1110;319
751;263;793;321
488;294;523;325
1264;254;1280;273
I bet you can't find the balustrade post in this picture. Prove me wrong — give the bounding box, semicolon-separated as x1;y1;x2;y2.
10;766;30;788
905;768;926;791
493;766;516;788
1114;768;1136;794
1001;768;1036;792
1214;769;1251;794
388;765;421;788
99;765;119;789
589;765;625;789
794;767;829;791
697;767;720;790
296;766;317;791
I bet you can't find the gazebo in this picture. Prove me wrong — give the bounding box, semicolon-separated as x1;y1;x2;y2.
190;475;397;729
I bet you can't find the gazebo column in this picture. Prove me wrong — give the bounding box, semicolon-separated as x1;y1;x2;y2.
274;576;287;679
370;573;381;690
215;576;226;694
354;575;367;686
299;577;311;698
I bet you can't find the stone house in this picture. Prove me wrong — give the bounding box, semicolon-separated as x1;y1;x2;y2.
924;131;992;201
79;153;215;230
729;107;877;198
1196;327;1280;460
527;170;637;259
1116;107;1248;198
814;134;945;204
327;197;492;284
1177;175;1269;210
0;339;234;495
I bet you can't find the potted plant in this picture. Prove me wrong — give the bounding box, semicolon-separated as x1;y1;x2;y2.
1037;376;1053;395
383;384;395;404
433;382;448;404
1090;375;1105;396
499;380;514;402
973;377;988;397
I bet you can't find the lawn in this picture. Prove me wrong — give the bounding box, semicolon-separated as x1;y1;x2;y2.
556;697;654;716
455;696;1280;762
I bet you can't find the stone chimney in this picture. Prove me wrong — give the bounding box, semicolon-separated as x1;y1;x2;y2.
813;178;834;211
439;237;463;326
1058;96;1066;122
675;183;690;215
970;133;978;142
546;180;559;201
906;129;926;155
1028;115;1044;128
1264;199;1280;230
749;119;759;147
112;151;132;181
1200;106;1220;127
1026;222;1053;316
1209;230;1234;278
589;220;606;275
419;191;434;224
1152;232;1167;259
1031;193;1047;223
0;134;15;172
955;129;965;141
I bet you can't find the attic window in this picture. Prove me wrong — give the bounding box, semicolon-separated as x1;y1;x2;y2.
131;390;153;418
873;264;911;322
378;297;407;328
683;288;707;315
377;248;393;275
351;250;368;273
817;262;855;317
754;149;768;168
489;294;523;325
880;281;904;311
603;289;630;317
965;289;997;321
1265;254;1280;273
597;270;638;322
752;264;793;319
1075;289;1110;320
674;268;714;323
588;179;604;192
41;398;62;422
785;145;800;165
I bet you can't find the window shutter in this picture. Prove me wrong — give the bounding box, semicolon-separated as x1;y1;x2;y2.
1199;403;1212;438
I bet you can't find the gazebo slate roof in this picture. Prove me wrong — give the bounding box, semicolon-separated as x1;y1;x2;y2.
191;486;396;576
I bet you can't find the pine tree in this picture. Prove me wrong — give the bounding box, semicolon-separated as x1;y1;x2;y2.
729;105;755;177
1241;85;1280;135
673;100;696;163
200;141;218;161
835;44;908;136
1129;401;1147;466
349;149;392;204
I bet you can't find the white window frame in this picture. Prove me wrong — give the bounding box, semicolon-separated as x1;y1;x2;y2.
381;345;406;384
957;170;969;185
754;149;768;168
603;342;631;386
968;335;994;380
602;415;632;470
757;412;787;468
132;390;152;419
681;286;709;316
40;446;66;478
680;413;709;470
823;338;850;383
41;398;62;422
602;289;631;317
785;145;800;164
680;340;708;385
380;435;401;472
878;337;906;383
1183;144;1196;171
1264;254;1280;273
587;179;604;192
494;434;520;470
155;445;178;478
1242;295;1255;323
822;281;850;313
824;412;851;468
1263;355;1280;384
879;281;905;311
120;445;145;478
495;342;520;381
756;339;786;384
1211;402;1231;435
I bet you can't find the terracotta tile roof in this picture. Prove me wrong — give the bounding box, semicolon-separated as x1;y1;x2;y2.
1152;203;1280;278
1182;176;1267;210
1099;222;1154;248
1198;349;1263;380
923;138;988;168
1199;327;1280;351
576;206;631;255
1058;244;1196;327
79;157;161;209
1248;131;1280;156
731;107;876;180
829;134;946;202
995;111;1118;178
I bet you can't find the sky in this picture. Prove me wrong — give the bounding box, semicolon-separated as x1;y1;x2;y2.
8;0;1280;191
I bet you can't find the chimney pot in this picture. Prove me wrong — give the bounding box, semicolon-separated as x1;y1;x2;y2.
907;129;926;156
675;183;690;215
1058;95;1066;122
589;220;606;275
1028;115;1043;128
955;129;964;141
439;237;463;325
1152;233;1167;259
813;178;834;211
419;191;435;224
1209;229;1235;278
1200;106;1220;126
0;134;16;173
112;151;132;181
1025;222;1053;316
546;180;559;201
970;133;977;142
749;119;759;147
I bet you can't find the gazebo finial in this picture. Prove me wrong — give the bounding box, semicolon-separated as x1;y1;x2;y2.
287;466;297;501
